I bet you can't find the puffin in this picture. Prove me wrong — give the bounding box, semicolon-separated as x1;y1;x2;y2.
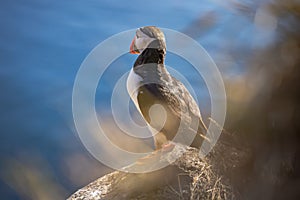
127;26;209;150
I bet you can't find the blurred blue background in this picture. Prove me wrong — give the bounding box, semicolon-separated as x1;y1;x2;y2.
1;0;300;199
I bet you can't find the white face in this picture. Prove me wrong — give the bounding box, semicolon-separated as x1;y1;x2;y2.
131;28;166;54
134;29;156;53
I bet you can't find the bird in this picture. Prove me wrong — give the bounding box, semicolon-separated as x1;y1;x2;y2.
127;26;209;150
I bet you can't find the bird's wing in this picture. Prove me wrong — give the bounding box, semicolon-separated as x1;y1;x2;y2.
136;76;205;130
170;77;208;134
136;77;209;148
171;77;203;120
137;83;186;122
168;77;208;145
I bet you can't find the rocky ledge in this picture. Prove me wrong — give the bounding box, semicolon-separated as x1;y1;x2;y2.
68;139;249;200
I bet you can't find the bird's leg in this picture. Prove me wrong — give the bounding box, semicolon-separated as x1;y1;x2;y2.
161;142;175;152
135;152;160;165
154;131;168;149
135;132;172;165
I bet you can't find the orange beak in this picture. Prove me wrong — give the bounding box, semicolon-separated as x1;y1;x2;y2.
130;38;140;54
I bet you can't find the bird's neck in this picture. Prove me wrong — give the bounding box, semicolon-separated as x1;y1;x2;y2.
133;48;165;68
132;48;170;83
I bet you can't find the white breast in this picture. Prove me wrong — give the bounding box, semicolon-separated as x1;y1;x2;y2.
127;68;143;113
127;68;162;136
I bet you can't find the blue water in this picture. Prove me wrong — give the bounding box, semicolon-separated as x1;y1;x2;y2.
0;0;260;199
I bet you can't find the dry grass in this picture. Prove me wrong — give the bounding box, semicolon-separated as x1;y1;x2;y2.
68;140;247;200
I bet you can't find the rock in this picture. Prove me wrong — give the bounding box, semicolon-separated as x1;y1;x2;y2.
67;142;244;200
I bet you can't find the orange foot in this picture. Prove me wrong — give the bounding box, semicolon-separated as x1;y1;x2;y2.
161;142;175;152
